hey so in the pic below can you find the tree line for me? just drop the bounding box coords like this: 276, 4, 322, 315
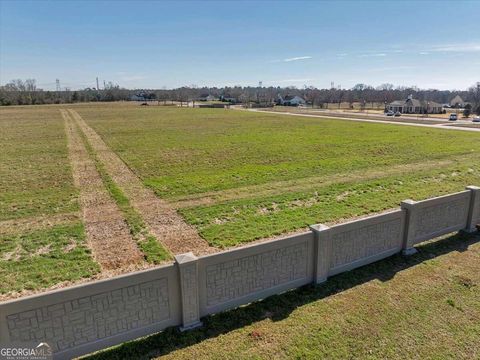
1, 79, 479, 114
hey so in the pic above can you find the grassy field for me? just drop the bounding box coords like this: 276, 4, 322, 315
0, 222, 99, 294
1, 103, 479, 357
0, 106, 79, 220
85, 232, 480, 360
0, 106, 100, 296
77, 105, 480, 247
1, 103, 479, 295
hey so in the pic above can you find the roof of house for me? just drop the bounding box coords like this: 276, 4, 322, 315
388, 98, 442, 107
450, 95, 464, 105
283, 95, 304, 101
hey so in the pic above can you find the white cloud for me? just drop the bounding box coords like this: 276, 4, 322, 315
430, 43, 480, 53
283, 56, 312, 62
358, 53, 387, 58
419, 52, 429, 55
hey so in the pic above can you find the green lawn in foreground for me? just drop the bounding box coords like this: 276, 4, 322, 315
78, 105, 480, 247
84, 233, 480, 360
0, 222, 100, 294
0, 106, 78, 221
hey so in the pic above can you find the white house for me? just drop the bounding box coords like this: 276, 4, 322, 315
277, 95, 306, 106
387, 95, 442, 114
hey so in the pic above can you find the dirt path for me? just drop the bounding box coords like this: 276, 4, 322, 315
61, 110, 145, 269
68, 109, 214, 255
169, 153, 480, 209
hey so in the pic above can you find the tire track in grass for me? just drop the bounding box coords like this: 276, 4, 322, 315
75, 120, 172, 264
62, 110, 145, 270
68, 109, 213, 255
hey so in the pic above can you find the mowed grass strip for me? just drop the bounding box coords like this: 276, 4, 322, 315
84, 233, 480, 360
77, 105, 480, 247
181, 163, 480, 247
77, 106, 479, 198
75, 122, 170, 264
0, 222, 100, 296
0, 106, 78, 221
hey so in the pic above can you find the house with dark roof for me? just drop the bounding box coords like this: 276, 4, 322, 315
387, 95, 442, 114
277, 95, 306, 106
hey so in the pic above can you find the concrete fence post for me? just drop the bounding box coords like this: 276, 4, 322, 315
401, 199, 418, 255
309, 224, 331, 284
174, 252, 202, 331
466, 185, 480, 233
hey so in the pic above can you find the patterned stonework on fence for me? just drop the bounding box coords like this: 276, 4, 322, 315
6, 279, 170, 352
412, 198, 469, 239
205, 242, 308, 307
331, 217, 403, 269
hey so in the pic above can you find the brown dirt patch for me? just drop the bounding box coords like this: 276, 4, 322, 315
68, 109, 214, 255
0, 212, 80, 236
62, 109, 145, 269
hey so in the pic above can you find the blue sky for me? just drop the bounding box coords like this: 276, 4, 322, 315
1, 0, 479, 90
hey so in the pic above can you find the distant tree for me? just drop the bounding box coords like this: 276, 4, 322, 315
463, 104, 472, 117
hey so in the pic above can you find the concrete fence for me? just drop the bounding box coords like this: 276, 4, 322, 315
1, 186, 479, 359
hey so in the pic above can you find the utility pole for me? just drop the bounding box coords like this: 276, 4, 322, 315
56, 79, 61, 92
96, 77, 99, 90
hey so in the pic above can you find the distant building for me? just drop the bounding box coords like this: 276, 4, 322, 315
130, 94, 146, 101
277, 95, 306, 106
387, 95, 442, 114
219, 95, 239, 103
198, 94, 217, 101
449, 95, 466, 108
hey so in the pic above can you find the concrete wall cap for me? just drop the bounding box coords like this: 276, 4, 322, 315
175, 252, 198, 264
309, 224, 330, 233
401, 199, 417, 208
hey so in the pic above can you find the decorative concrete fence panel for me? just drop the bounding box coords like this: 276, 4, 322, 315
0, 264, 181, 360
311, 209, 406, 282
197, 232, 315, 316
401, 190, 471, 253
1, 186, 479, 359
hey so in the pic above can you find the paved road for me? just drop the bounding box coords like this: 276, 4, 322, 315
244, 108, 480, 133
301, 109, 464, 123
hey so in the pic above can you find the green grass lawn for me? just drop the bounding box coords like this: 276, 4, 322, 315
78, 105, 480, 247
0, 106, 99, 296
84, 232, 480, 360
0, 222, 100, 295
0, 106, 79, 221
